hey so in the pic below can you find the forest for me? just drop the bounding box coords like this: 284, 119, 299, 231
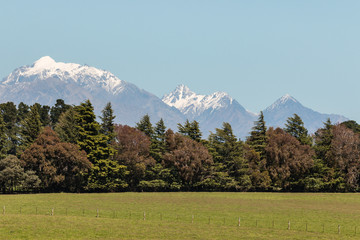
0, 99, 359, 193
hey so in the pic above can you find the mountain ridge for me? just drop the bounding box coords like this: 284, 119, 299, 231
0, 56, 349, 138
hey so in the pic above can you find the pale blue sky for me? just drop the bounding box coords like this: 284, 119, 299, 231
1, 1, 360, 122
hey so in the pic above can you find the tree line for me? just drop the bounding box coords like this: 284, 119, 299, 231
0, 99, 359, 193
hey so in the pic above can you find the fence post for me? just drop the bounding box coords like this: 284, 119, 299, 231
338, 225, 340, 234
143, 212, 146, 221
208, 217, 211, 225
51, 208, 54, 216
2, 206, 5, 215
192, 215, 194, 224
288, 221, 290, 230
238, 217, 241, 227
96, 209, 99, 218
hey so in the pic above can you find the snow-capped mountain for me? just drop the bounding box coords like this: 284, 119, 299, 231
0, 56, 185, 129
162, 85, 257, 138
0, 57, 349, 138
263, 94, 348, 133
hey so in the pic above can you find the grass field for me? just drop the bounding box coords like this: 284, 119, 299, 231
0, 192, 359, 239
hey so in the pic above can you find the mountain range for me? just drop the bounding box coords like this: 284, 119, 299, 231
0, 56, 348, 138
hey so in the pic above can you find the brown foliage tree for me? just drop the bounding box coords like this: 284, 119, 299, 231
328, 125, 360, 191
265, 127, 314, 191
21, 127, 91, 191
112, 125, 155, 188
163, 130, 213, 188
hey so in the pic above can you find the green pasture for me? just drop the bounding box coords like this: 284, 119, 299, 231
0, 192, 359, 239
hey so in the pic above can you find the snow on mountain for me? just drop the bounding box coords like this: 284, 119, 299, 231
3, 56, 125, 95
0, 57, 350, 138
263, 94, 348, 133
162, 85, 256, 138
0, 56, 185, 129
162, 84, 237, 118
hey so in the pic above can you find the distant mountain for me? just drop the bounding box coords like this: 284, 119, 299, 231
263, 94, 348, 133
0, 56, 185, 129
162, 85, 257, 138
0, 57, 348, 138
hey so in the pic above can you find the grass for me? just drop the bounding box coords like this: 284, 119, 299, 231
0, 192, 359, 239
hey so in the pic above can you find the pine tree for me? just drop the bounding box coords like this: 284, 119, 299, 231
136, 114, 154, 138
284, 114, 312, 145
178, 120, 202, 142
17, 102, 29, 123
19, 105, 42, 150
247, 111, 267, 158
151, 119, 167, 162
54, 107, 79, 144
100, 102, 116, 142
0, 102, 19, 155
314, 118, 333, 161
75, 100, 124, 191
208, 122, 251, 191
0, 114, 8, 159
50, 99, 71, 126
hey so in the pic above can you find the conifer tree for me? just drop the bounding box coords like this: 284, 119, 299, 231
285, 114, 312, 145
247, 111, 267, 158
0, 102, 18, 155
151, 118, 167, 162
100, 102, 116, 142
75, 100, 124, 191
314, 118, 333, 161
136, 114, 154, 138
17, 102, 29, 123
208, 122, 251, 190
54, 107, 79, 144
178, 120, 202, 142
19, 105, 42, 150
0, 114, 8, 159
50, 99, 71, 126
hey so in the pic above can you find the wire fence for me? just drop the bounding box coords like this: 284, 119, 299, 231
1, 205, 358, 237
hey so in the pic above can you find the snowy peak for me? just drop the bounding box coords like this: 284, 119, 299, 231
2, 56, 125, 95
265, 94, 300, 111
33, 56, 56, 68
162, 85, 235, 118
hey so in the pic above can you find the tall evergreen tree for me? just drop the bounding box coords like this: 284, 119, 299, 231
50, 99, 71, 126
314, 118, 333, 162
33, 103, 51, 127
0, 102, 19, 155
75, 100, 123, 191
17, 102, 29, 123
0, 114, 8, 159
19, 105, 42, 150
136, 114, 154, 138
151, 118, 167, 162
247, 111, 267, 158
54, 107, 79, 144
178, 120, 202, 142
100, 102, 116, 142
207, 122, 251, 191
284, 114, 312, 145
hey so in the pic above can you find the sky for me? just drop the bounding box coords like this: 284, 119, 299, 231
1, 1, 360, 122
